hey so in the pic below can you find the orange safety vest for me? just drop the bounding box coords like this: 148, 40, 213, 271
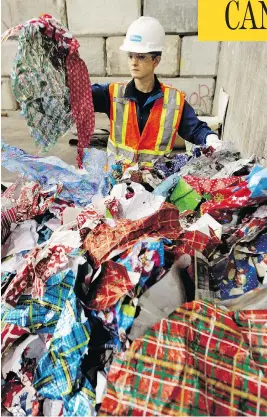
107, 82, 185, 165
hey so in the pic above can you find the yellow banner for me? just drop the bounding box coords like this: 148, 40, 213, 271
198, 0, 267, 41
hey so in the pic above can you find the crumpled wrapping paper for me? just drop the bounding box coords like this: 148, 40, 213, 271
86, 261, 134, 311
1, 143, 109, 206
2, 14, 95, 166
84, 202, 181, 268
33, 289, 93, 415
100, 300, 267, 416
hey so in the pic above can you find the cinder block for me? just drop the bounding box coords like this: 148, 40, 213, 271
106, 35, 181, 76
66, 0, 141, 36
180, 36, 220, 76
1, 77, 18, 110
1, 0, 67, 33
156, 35, 181, 76
91, 76, 215, 115
1, 40, 18, 77
106, 37, 128, 76
144, 0, 198, 33
77, 37, 105, 76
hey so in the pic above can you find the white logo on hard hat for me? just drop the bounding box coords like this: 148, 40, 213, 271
130, 35, 142, 42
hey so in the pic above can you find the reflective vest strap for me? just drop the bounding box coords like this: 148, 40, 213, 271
107, 137, 136, 162
154, 87, 170, 152
159, 88, 182, 151
109, 83, 128, 145
107, 138, 165, 165
109, 83, 119, 143
121, 100, 129, 146
167, 90, 185, 151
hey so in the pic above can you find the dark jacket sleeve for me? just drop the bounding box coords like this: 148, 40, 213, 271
178, 100, 215, 146
91, 83, 111, 116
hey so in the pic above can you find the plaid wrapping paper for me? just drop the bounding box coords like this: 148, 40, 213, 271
33, 289, 91, 415
2, 269, 75, 334
64, 378, 95, 416
100, 300, 267, 416
84, 203, 181, 268
173, 229, 221, 261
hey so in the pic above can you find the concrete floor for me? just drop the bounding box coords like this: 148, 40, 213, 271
1, 110, 110, 183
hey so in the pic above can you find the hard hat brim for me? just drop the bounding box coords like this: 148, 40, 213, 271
119, 43, 164, 53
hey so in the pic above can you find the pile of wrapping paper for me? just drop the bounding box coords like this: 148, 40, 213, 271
1, 13, 267, 417
1, 140, 267, 417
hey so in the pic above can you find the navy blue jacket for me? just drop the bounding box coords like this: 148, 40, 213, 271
92, 76, 214, 146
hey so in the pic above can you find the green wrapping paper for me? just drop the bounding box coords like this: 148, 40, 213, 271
170, 178, 202, 211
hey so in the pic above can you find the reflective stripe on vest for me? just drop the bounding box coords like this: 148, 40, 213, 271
107, 138, 136, 163
108, 82, 184, 164
110, 84, 128, 146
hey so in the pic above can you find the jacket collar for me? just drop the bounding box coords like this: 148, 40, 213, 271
124, 75, 163, 101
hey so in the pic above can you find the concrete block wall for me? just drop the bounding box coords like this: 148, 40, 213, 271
1, 0, 220, 116
1, 0, 67, 33
214, 42, 267, 160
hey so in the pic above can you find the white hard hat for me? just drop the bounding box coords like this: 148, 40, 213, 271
120, 16, 165, 53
